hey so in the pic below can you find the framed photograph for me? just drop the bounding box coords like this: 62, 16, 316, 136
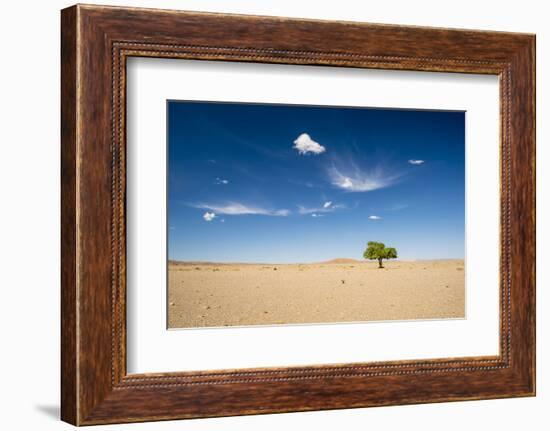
61, 4, 535, 425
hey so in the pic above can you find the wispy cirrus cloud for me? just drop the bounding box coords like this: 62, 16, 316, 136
388, 203, 408, 211
368, 215, 381, 220
328, 164, 401, 192
215, 177, 229, 185
408, 159, 425, 165
192, 202, 290, 217
287, 178, 320, 189
297, 201, 344, 215
293, 133, 326, 155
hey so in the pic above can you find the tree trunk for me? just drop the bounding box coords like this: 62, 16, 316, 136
378, 258, 384, 268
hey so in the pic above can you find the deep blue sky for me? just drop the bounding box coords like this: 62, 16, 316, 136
168, 101, 465, 263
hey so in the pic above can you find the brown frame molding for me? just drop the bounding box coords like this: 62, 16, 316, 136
61, 4, 535, 425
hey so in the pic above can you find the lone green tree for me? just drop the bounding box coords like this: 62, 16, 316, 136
363, 241, 398, 268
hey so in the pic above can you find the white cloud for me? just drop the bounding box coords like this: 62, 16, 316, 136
293, 133, 326, 155
408, 159, 425, 165
311, 213, 323, 218
274, 210, 291, 216
194, 202, 290, 217
298, 202, 344, 215
341, 177, 354, 189
203, 212, 216, 221
368, 215, 381, 220
328, 165, 401, 192
215, 177, 229, 185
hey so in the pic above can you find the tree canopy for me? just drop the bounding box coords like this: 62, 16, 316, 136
363, 241, 398, 268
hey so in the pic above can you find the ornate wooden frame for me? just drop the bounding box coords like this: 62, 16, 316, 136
61, 4, 535, 425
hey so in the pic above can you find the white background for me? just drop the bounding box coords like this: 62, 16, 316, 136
0, 0, 547, 430
127, 59, 500, 373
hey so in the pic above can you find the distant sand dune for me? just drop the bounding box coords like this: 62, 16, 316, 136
168, 259, 465, 329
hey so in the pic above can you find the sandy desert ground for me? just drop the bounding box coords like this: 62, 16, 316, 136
167, 259, 465, 328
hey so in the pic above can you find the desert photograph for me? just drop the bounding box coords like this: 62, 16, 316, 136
168, 258, 465, 328
167, 101, 465, 328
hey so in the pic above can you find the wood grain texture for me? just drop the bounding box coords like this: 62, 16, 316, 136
60, 5, 78, 425
60, 4, 535, 425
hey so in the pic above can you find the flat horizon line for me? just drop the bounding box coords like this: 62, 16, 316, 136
169, 257, 465, 265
